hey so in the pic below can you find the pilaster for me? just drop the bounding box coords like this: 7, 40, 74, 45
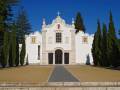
42, 30, 48, 64
70, 30, 76, 64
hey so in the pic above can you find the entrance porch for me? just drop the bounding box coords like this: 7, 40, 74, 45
48, 49, 69, 64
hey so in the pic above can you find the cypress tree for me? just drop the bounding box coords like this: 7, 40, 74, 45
92, 32, 98, 66
107, 11, 119, 67
8, 35, 12, 67
15, 38, 19, 66
118, 30, 120, 59
92, 20, 102, 66
74, 12, 85, 33
20, 38, 26, 66
0, 0, 7, 65
118, 33, 120, 66
26, 54, 29, 65
11, 24, 17, 66
8, 24, 17, 67
0, 31, 3, 59
0, 0, 18, 47
16, 8, 31, 43
1, 48, 5, 68
95, 20, 102, 66
0, 0, 18, 66
101, 24, 109, 66
112, 40, 120, 67
2, 31, 9, 67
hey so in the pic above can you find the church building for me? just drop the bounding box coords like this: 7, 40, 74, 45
25, 14, 94, 65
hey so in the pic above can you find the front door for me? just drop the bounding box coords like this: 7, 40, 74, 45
55, 49, 62, 64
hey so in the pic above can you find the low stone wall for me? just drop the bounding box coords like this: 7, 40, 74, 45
0, 82, 119, 90
0, 87, 120, 90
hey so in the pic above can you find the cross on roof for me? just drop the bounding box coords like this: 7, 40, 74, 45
57, 11, 60, 16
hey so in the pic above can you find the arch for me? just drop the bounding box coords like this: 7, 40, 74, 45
55, 49, 63, 64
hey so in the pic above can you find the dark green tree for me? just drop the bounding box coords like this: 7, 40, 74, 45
1, 48, 5, 68
11, 24, 17, 66
0, 0, 18, 33
74, 12, 85, 33
0, 0, 18, 65
96, 20, 102, 66
8, 24, 17, 67
107, 11, 119, 67
16, 8, 31, 43
15, 38, 19, 66
0, 0, 18, 31
92, 20, 102, 66
118, 30, 120, 56
101, 24, 109, 66
20, 38, 26, 66
26, 54, 29, 65
8, 36, 12, 67
1, 31, 9, 68
92, 32, 98, 66
0, 32, 3, 57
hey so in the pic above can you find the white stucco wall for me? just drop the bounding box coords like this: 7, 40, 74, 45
26, 31, 42, 64
75, 31, 94, 64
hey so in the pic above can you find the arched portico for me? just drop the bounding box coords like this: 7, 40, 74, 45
48, 48, 69, 65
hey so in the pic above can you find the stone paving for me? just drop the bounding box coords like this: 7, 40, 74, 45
48, 65, 79, 82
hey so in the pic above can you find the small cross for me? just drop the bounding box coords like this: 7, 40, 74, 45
57, 11, 60, 16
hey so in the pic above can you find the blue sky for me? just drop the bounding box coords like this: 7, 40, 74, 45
15, 0, 120, 34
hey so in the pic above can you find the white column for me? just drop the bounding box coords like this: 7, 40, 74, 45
53, 53, 55, 64
62, 52, 64, 64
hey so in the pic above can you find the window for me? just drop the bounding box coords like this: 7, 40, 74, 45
56, 33, 62, 43
38, 45, 40, 60
82, 36, 88, 43
31, 36, 36, 44
57, 24, 60, 29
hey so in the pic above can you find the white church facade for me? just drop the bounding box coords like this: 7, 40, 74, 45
25, 14, 94, 65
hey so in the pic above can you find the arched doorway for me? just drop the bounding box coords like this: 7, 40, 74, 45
55, 49, 62, 64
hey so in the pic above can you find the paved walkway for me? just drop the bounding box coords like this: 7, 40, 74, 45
48, 66, 79, 82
